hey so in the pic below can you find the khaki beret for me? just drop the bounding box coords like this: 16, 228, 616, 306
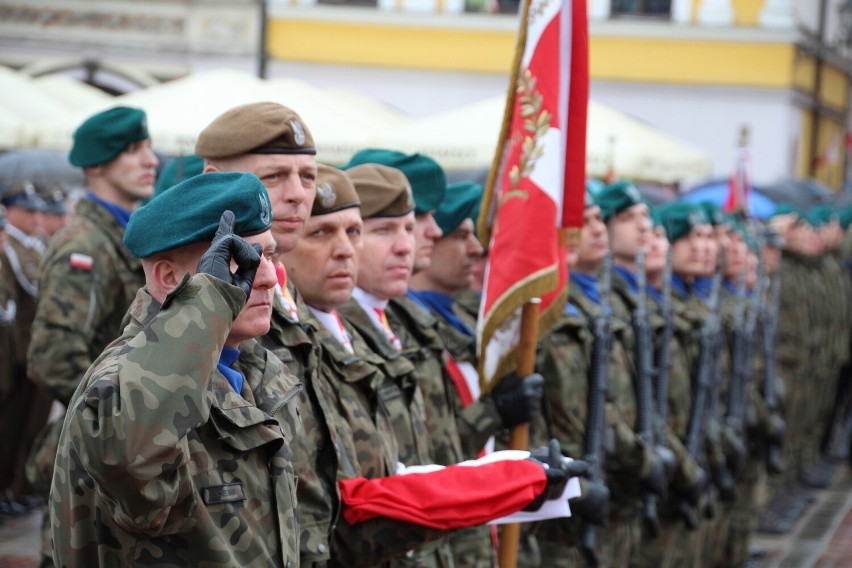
195, 102, 316, 160
313, 164, 360, 216
347, 164, 415, 219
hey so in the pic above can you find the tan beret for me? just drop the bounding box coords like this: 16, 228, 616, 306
195, 101, 316, 159
313, 164, 360, 216
346, 164, 415, 219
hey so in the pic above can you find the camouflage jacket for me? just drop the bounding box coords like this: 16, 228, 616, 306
387, 295, 501, 461
568, 279, 653, 515
29, 198, 144, 405
50, 274, 302, 567
1, 224, 42, 368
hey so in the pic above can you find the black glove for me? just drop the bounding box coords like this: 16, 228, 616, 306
642, 446, 672, 499
197, 211, 262, 302
491, 372, 544, 428
570, 479, 610, 526
525, 439, 570, 511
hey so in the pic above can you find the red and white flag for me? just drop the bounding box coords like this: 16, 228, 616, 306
476, 0, 588, 388
724, 129, 751, 214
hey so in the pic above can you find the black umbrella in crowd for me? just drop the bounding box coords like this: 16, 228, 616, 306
0, 149, 85, 198
760, 178, 834, 211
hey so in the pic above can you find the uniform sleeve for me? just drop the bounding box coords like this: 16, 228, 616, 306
63, 274, 244, 535
29, 244, 124, 404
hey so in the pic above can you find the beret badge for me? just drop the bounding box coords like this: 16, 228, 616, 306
259, 193, 271, 225
291, 120, 306, 146
318, 182, 337, 209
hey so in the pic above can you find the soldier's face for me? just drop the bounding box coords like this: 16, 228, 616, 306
646, 226, 669, 275
207, 153, 317, 255
608, 202, 651, 264
418, 218, 483, 294
714, 224, 733, 260
98, 139, 158, 207
670, 228, 706, 278
573, 205, 608, 273
724, 233, 748, 280
357, 213, 416, 300
697, 224, 717, 276
282, 208, 363, 312
226, 230, 278, 347
412, 212, 443, 273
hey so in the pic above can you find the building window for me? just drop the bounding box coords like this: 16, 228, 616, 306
611, 0, 671, 18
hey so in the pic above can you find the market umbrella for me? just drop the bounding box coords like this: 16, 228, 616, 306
0, 149, 85, 196
680, 179, 776, 220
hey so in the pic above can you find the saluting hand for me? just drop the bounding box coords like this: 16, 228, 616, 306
197, 210, 262, 302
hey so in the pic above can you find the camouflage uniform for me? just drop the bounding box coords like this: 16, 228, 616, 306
0, 223, 50, 498
566, 279, 652, 567
386, 295, 502, 567
50, 274, 302, 567
608, 271, 703, 568
26, 198, 145, 566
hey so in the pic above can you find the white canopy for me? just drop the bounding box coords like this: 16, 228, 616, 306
380, 96, 713, 184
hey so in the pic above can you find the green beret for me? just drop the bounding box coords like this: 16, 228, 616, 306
124, 172, 272, 258
342, 149, 445, 215
155, 154, 205, 196
596, 180, 644, 221
699, 201, 726, 226
2, 181, 47, 211
807, 204, 837, 227
313, 164, 360, 216
434, 181, 483, 235
839, 207, 852, 230
195, 102, 316, 160
346, 164, 415, 218
69, 107, 149, 168
770, 202, 800, 219
649, 204, 663, 228
584, 189, 596, 209
657, 201, 710, 243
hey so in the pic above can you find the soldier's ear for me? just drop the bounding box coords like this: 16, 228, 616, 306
149, 258, 186, 297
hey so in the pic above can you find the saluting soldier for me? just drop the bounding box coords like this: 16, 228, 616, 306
27, 107, 157, 567
51, 172, 303, 566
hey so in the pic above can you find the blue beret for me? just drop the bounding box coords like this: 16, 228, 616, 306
70, 107, 150, 168
155, 154, 205, 197
596, 180, 644, 221
125, 172, 272, 258
342, 149, 446, 215
434, 181, 483, 235
657, 201, 710, 243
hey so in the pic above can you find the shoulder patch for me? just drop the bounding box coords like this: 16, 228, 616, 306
69, 253, 94, 271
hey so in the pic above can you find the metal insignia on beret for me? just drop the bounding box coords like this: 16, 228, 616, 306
22, 181, 36, 196
290, 119, 306, 146
688, 211, 703, 227
259, 194, 271, 225
317, 181, 336, 208
404, 183, 415, 209
626, 184, 642, 202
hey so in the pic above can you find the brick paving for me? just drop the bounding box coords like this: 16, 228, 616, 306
2, 468, 851, 567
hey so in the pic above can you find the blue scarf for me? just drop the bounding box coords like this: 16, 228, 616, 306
693, 276, 712, 302
408, 290, 472, 336
646, 285, 663, 304
723, 279, 739, 295
671, 275, 690, 299
87, 192, 133, 229
572, 273, 601, 305
217, 346, 244, 394
563, 302, 580, 317
614, 265, 639, 295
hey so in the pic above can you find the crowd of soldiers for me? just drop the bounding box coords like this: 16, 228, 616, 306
0, 99, 849, 568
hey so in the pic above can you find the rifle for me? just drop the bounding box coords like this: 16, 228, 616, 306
726, 255, 766, 467
632, 249, 661, 538
762, 274, 784, 474
580, 252, 613, 567
678, 259, 724, 527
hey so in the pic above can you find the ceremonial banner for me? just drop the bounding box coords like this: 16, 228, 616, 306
724, 126, 751, 214
476, 0, 588, 389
